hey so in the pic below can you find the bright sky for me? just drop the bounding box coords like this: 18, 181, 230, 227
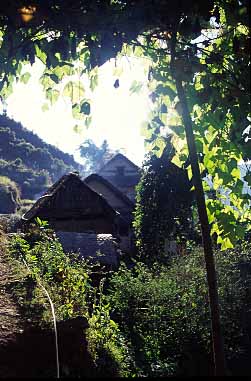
5, 57, 152, 166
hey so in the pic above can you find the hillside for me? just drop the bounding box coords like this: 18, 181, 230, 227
0, 114, 83, 205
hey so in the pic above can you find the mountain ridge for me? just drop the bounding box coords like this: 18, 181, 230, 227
0, 114, 83, 209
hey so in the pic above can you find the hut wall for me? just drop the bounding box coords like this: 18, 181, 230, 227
119, 236, 131, 253
42, 217, 115, 234
99, 156, 138, 178
99, 157, 139, 201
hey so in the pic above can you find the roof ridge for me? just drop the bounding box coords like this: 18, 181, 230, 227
84, 173, 135, 207
22, 172, 117, 222
98, 153, 139, 173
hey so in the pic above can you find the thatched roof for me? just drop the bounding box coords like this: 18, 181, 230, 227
84, 174, 135, 209
98, 153, 140, 173
22, 172, 117, 223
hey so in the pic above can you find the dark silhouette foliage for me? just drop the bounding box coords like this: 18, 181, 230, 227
133, 144, 194, 264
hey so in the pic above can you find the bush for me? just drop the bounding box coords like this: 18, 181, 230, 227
107, 245, 251, 376
8, 227, 133, 377
86, 279, 136, 377
9, 230, 92, 322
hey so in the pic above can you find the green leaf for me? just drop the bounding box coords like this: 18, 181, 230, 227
80, 101, 91, 115
20, 72, 31, 84
35, 44, 47, 65
129, 80, 143, 95
155, 84, 176, 100
169, 125, 184, 135
152, 137, 166, 157
231, 167, 241, 179
49, 74, 59, 84
72, 103, 84, 120
84, 116, 92, 129
220, 237, 234, 250
63, 81, 85, 103
140, 122, 154, 139
53, 65, 73, 80
73, 124, 83, 133
244, 173, 251, 186
40, 74, 56, 91
42, 103, 49, 112
90, 72, 98, 91
46, 88, 60, 105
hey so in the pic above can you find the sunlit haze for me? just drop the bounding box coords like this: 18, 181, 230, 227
5, 57, 152, 167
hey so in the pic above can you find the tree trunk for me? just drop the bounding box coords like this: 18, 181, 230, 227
175, 77, 226, 376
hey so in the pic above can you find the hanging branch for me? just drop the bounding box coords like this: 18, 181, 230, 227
170, 26, 226, 376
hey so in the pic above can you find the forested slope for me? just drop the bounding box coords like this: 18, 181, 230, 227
0, 114, 83, 201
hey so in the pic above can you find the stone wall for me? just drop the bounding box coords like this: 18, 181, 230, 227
56, 231, 121, 268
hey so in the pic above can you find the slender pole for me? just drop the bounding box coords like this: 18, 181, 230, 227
175, 77, 226, 376
169, 25, 226, 376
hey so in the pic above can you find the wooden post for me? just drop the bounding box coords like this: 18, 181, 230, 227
175, 77, 226, 376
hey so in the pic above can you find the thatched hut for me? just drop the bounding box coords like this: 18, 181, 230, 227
21, 172, 118, 235
84, 173, 135, 252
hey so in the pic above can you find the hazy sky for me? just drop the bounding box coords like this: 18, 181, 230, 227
5, 57, 151, 166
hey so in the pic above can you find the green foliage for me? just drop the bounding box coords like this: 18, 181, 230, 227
0, 1, 249, 247
0, 114, 82, 198
8, 227, 132, 376
86, 279, 135, 377
133, 145, 194, 264
140, 18, 251, 248
108, 245, 251, 376
0, 0, 222, 116
9, 230, 91, 321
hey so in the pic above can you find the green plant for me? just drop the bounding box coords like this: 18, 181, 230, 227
86, 279, 136, 377
9, 230, 92, 322
133, 145, 194, 264
8, 228, 133, 376
107, 245, 251, 376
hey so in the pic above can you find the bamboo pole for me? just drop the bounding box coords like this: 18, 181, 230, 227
170, 28, 226, 376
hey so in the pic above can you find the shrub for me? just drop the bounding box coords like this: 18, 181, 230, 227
9, 229, 94, 322
107, 245, 251, 376
8, 228, 133, 376
86, 279, 136, 377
